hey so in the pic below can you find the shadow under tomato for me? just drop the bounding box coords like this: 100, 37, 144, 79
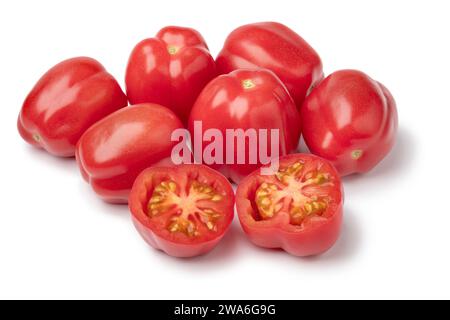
311, 208, 361, 262
21, 144, 77, 174
146, 220, 244, 269
236, 207, 361, 264
344, 127, 415, 182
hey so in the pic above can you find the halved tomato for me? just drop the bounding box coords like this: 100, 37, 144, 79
236, 154, 343, 257
129, 164, 235, 258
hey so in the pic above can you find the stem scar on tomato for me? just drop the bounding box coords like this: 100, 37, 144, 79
241, 79, 256, 89
167, 45, 179, 55
32, 133, 41, 143
254, 161, 335, 226
148, 179, 225, 237
351, 149, 363, 160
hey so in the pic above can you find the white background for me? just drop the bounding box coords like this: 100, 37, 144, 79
0, 0, 449, 300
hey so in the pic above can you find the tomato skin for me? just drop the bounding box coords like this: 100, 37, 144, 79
125, 26, 216, 124
301, 70, 398, 176
236, 154, 343, 257
216, 22, 323, 108
76, 104, 184, 203
18, 57, 128, 157
129, 165, 235, 258
188, 68, 301, 183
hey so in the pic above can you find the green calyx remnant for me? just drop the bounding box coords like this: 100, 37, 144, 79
351, 150, 363, 160
242, 79, 256, 89
167, 45, 179, 55
33, 133, 41, 143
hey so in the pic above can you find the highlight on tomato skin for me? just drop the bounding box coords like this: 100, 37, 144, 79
301, 69, 398, 176
236, 154, 344, 257
188, 68, 301, 184
75, 103, 184, 204
18, 57, 128, 157
129, 164, 235, 258
216, 21, 323, 109
125, 26, 216, 125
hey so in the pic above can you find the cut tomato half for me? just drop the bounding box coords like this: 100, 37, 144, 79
236, 154, 344, 257
129, 164, 235, 258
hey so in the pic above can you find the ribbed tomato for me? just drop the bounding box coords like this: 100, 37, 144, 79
76, 103, 184, 203
18, 57, 127, 157
125, 26, 216, 124
301, 70, 398, 176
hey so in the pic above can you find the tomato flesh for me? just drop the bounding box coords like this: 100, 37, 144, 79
148, 180, 224, 237
129, 165, 234, 258
236, 154, 343, 257
255, 161, 334, 226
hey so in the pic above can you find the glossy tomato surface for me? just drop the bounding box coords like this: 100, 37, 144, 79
18, 57, 128, 157
236, 154, 343, 257
301, 70, 398, 176
76, 103, 184, 203
125, 26, 216, 124
129, 164, 235, 258
216, 22, 323, 108
188, 69, 301, 183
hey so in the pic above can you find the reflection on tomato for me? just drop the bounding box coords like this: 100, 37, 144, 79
216, 22, 323, 108
126, 26, 216, 124
18, 57, 128, 157
76, 103, 184, 203
188, 68, 301, 183
301, 70, 398, 176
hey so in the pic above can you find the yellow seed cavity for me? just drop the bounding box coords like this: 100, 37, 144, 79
190, 181, 223, 203
168, 217, 198, 237
255, 161, 334, 225
148, 179, 224, 237
198, 208, 221, 232
276, 162, 304, 185
255, 182, 282, 219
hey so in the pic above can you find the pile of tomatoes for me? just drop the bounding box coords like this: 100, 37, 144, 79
18, 22, 398, 258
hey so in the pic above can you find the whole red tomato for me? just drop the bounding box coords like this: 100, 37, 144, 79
216, 22, 323, 108
188, 69, 301, 183
236, 154, 343, 257
125, 26, 216, 124
18, 57, 128, 157
129, 164, 235, 258
76, 103, 184, 203
301, 70, 398, 176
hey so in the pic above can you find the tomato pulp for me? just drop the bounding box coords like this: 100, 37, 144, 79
129, 164, 235, 258
236, 154, 343, 257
